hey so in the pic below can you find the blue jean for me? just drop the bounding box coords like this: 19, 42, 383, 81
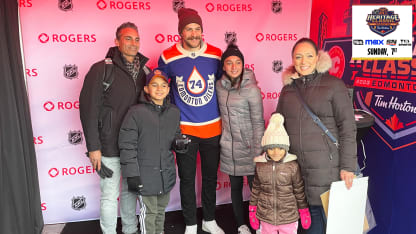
298, 205, 326, 234
100, 156, 138, 234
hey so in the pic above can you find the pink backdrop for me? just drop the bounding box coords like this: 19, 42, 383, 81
19, 0, 311, 223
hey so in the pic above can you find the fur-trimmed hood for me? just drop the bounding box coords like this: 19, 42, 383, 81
253, 152, 297, 163
281, 51, 332, 86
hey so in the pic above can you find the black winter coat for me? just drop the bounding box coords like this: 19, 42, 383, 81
119, 94, 181, 195
79, 47, 149, 157
276, 51, 357, 205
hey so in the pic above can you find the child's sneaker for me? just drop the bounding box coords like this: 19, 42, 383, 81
184, 224, 197, 234
202, 220, 225, 234
238, 224, 251, 234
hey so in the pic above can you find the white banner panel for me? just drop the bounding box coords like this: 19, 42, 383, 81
352, 5, 412, 60
19, 0, 312, 223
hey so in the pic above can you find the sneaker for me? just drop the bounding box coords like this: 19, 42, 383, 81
185, 224, 197, 234
238, 225, 251, 234
202, 220, 225, 234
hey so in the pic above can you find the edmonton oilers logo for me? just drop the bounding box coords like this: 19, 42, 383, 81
366, 7, 400, 37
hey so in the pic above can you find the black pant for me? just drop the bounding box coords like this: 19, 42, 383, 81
176, 135, 221, 225
229, 175, 254, 227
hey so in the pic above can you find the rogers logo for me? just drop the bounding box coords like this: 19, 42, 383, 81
96, 0, 151, 10
38, 33, 96, 43
43, 101, 79, 111
48, 165, 96, 178
33, 136, 44, 145
26, 68, 38, 77
155, 33, 181, 43
41, 202, 47, 211
38, 33, 49, 43
19, 0, 33, 7
256, 33, 297, 42
261, 91, 281, 100
205, 3, 252, 12
48, 168, 59, 178
244, 64, 255, 71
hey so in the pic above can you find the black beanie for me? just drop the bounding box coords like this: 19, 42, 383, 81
221, 43, 245, 69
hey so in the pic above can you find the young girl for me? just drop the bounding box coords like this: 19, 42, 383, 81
216, 43, 265, 234
249, 113, 311, 234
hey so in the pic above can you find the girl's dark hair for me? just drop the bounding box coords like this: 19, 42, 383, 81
291, 37, 318, 57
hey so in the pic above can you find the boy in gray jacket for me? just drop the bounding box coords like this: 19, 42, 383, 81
119, 69, 187, 234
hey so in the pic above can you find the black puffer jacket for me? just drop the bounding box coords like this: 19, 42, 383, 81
119, 93, 181, 195
79, 47, 149, 157
275, 51, 357, 205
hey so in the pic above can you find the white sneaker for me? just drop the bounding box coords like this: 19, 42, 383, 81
202, 220, 225, 234
238, 224, 251, 234
185, 224, 197, 234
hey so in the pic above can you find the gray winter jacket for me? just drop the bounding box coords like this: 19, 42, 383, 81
119, 93, 181, 196
216, 68, 265, 176
275, 51, 357, 205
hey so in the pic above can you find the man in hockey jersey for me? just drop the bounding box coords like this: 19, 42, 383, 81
158, 8, 224, 234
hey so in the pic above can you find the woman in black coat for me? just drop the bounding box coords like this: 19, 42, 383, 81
276, 38, 357, 234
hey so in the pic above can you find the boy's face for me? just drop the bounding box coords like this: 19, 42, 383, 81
144, 77, 169, 105
267, 147, 286, 162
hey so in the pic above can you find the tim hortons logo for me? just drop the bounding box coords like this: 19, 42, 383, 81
63, 64, 79, 79
272, 60, 283, 73
172, 0, 185, 12
72, 196, 86, 211
38, 33, 96, 43
96, 0, 151, 10
271, 0, 282, 14
58, 0, 73, 11
205, 2, 252, 12
68, 130, 83, 145
224, 31, 237, 45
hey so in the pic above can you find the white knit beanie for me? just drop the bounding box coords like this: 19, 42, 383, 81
261, 113, 290, 151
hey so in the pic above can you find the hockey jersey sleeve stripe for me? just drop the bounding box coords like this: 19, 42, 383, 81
180, 119, 221, 139
205, 43, 222, 58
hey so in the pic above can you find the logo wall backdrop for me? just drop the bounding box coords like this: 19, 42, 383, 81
19, 0, 312, 223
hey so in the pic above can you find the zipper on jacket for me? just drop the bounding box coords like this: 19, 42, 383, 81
272, 161, 277, 223
226, 90, 236, 176
158, 106, 164, 194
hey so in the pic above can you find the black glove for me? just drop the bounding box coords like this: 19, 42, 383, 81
97, 162, 113, 179
85, 152, 113, 179
127, 176, 143, 193
173, 135, 191, 153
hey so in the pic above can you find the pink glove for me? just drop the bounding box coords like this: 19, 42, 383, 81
249, 205, 260, 230
299, 208, 311, 229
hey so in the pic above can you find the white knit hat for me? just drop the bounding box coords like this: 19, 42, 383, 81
261, 113, 290, 151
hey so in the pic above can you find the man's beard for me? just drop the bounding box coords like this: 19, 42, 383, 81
183, 36, 201, 49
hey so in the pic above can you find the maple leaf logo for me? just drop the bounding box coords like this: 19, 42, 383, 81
385, 114, 404, 131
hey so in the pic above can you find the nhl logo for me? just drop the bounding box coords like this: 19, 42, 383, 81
64, 64, 79, 79
172, 0, 185, 13
71, 196, 86, 211
271, 0, 282, 14
68, 130, 83, 145
58, 0, 73, 11
272, 60, 283, 73
224, 32, 237, 45
366, 7, 400, 37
